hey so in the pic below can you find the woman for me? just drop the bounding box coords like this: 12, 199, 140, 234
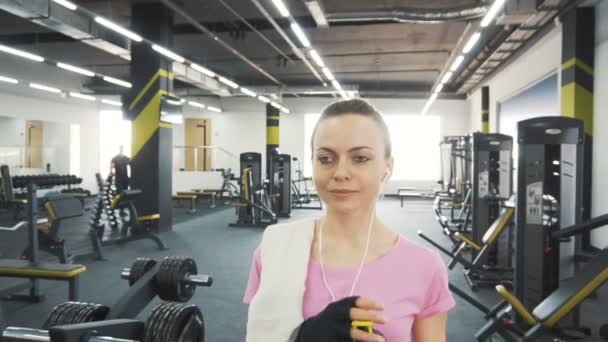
244, 99, 454, 341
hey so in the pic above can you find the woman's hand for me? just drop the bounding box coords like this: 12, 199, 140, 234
295, 296, 386, 342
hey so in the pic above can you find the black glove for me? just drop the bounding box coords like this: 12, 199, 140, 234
295, 296, 358, 342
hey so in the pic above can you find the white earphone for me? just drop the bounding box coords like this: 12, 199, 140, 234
382, 168, 391, 183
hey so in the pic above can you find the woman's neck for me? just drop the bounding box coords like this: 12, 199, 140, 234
321, 206, 378, 248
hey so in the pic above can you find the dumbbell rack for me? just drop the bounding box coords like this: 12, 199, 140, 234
2, 256, 213, 342
90, 174, 119, 232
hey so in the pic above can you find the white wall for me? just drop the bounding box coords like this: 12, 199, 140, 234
172, 97, 470, 194
591, 0, 608, 248
0, 90, 100, 191
43, 121, 71, 175
0, 117, 25, 146
468, 25, 562, 132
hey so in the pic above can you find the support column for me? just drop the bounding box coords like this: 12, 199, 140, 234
266, 103, 280, 180
125, 3, 174, 232
481, 86, 490, 134
561, 7, 595, 250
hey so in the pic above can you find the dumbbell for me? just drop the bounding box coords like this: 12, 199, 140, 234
2, 303, 204, 342
121, 257, 213, 302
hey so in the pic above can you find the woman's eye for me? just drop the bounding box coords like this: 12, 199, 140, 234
318, 155, 334, 164
354, 155, 370, 163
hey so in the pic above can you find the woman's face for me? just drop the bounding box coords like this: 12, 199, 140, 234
312, 114, 393, 213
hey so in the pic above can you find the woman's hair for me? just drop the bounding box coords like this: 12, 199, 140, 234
311, 98, 392, 158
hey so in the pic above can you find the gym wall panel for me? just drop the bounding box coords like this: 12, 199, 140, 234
0, 91, 100, 191
591, 0, 608, 248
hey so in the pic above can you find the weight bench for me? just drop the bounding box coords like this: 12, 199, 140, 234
397, 187, 421, 208
177, 189, 222, 208
456, 248, 608, 341
37, 195, 84, 263
172, 194, 197, 214
0, 259, 86, 302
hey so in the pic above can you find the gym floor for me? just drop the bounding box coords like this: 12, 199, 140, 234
1, 197, 606, 341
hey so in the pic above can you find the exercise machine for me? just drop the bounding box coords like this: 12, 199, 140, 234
290, 157, 322, 210
268, 152, 291, 218
230, 152, 277, 227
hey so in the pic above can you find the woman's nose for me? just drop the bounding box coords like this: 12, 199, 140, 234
332, 158, 351, 181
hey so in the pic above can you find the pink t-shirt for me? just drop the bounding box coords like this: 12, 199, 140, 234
243, 236, 455, 341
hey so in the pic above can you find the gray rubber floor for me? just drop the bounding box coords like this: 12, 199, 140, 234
1, 197, 606, 341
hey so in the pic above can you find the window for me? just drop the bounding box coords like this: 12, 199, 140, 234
303, 113, 440, 181
99, 110, 131, 178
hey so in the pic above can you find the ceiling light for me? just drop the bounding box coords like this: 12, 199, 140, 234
258, 96, 271, 103
208, 106, 222, 113
0, 75, 18, 84
281, 106, 290, 114
272, 0, 291, 17
95, 16, 143, 42
188, 101, 206, 109
101, 99, 122, 107
99, 110, 123, 116
290, 23, 311, 47
480, 0, 507, 27
0, 44, 44, 62
270, 101, 282, 109
463, 32, 481, 53
52, 0, 77, 10
441, 71, 453, 84
339, 90, 349, 99
322, 67, 335, 81
308, 49, 325, 67
429, 93, 438, 102
103, 76, 132, 88
191, 63, 216, 78
69, 92, 96, 101
29, 83, 61, 93
323, 82, 328, 87
331, 79, 342, 91
241, 87, 257, 97
57, 62, 95, 77
152, 44, 185, 63
166, 98, 185, 106
305, 0, 329, 28
218, 76, 239, 89
450, 55, 465, 72
434, 83, 444, 93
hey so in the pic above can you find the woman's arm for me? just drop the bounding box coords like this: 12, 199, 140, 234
412, 311, 448, 342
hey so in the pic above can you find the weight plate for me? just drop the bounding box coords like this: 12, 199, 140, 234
143, 302, 165, 342
54, 302, 80, 326
157, 303, 183, 342
64, 302, 87, 324
169, 304, 204, 342
45, 302, 71, 328
176, 258, 197, 302
145, 303, 178, 342
128, 257, 157, 286
156, 257, 177, 301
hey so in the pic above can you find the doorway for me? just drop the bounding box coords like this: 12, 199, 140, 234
184, 118, 212, 171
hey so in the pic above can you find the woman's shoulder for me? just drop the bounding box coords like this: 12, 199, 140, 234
392, 235, 445, 269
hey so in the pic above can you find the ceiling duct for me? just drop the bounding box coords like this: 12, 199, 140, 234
0, 0, 131, 60
326, 5, 488, 24
497, 0, 539, 25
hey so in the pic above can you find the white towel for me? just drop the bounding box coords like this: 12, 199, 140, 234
246, 218, 316, 342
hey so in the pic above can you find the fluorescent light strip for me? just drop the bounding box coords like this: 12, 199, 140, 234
188, 101, 206, 109
218, 76, 239, 89
0, 44, 44, 62
270, 93, 279, 100
450, 55, 465, 72
270, 101, 282, 109
69, 92, 96, 101
339, 90, 349, 99
272, 0, 291, 17
191, 63, 216, 78
480, 0, 507, 27
463, 32, 481, 53
290, 23, 311, 48
331, 79, 342, 91
240, 87, 257, 97
101, 99, 122, 107
258, 96, 271, 103
95, 17, 143, 42
207, 106, 222, 113
434, 83, 444, 93
52, 0, 77, 10
308, 49, 325, 68
29, 83, 61, 93
429, 93, 438, 102
57, 62, 95, 77
281, 107, 290, 114
103, 76, 132, 88
322, 67, 335, 81
0, 75, 18, 84
152, 44, 185, 63
441, 71, 453, 84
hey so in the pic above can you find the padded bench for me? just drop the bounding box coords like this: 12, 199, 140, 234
0, 259, 86, 301
177, 189, 222, 208
397, 187, 421, 208
172, 194, 197, 214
